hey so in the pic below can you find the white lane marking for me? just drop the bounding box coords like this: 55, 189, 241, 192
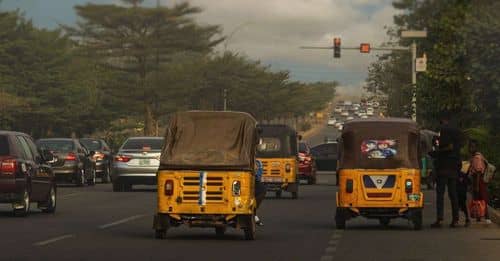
321, 231, 344, 260
331, 233, 342, 239
59, 192, 81, 199
99, 214, 147, 229
34, 234, 75, 246
328, 239, 338, 245
325, 247, 337, 254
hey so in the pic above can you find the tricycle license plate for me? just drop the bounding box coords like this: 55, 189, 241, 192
407, 194, 421, 201
262, 176, 281, 183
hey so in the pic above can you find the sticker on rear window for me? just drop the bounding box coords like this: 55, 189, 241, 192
361, 140, 397, 159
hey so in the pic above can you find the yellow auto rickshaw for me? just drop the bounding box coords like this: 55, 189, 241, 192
256, 124, 299, 199
335, 118, 424, 230
153, 111, 259, 240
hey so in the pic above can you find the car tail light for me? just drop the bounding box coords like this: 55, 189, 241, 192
115, 155, 132, 163
65, 152, 77, 161
232, 180, 241, 196
164, 180, 174, 196
285, 163, 291, 172
405, 179, 413, 193
346, 179, 354, 193
0, 158, 16, 175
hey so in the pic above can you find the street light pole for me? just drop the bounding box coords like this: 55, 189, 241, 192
411, 41, 417, 121
401, 30, 427, 122
223, 88, 228, 111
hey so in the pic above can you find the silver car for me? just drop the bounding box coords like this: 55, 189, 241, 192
112, 137, 164, 192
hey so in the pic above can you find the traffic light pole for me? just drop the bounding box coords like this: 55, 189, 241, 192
301, 44, 418, 120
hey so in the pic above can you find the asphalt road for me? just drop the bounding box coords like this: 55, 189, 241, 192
1, 124, 499, 261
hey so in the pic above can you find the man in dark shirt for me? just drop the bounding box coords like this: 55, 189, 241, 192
430, 114, 462, 228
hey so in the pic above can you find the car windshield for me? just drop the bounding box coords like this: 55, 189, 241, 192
80, 139, 102, 151
122, 138, 164, 151
0, 135, 9, 156
37, 140, 74, 153
257, 137, 281, 153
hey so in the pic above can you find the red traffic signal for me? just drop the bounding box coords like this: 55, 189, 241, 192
333, 37, 341, 58
360, 43, 370, 53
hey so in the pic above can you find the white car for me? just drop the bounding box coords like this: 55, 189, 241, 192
334, 122, 343, 128
366, 108, 374, 116
373, 101, 380, 108
334, 107, 342, 113
327, 118, 336, 126
341, 111, 349, 117
337, 124, 343, 131
361, 115, 368, 119
346, 116, 354, 121
344, 101, 353, 106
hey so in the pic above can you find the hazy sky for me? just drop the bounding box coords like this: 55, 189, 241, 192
1, 0, 398, 90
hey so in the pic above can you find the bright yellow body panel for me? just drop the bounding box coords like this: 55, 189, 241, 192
257, 157, 297, 185
157, 170, 255, 218
336, 169, 424, 209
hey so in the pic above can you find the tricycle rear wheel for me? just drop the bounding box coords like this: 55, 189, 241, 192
335, 208, 346, 229
243, 215, 256, 240
215, 226, 226, 237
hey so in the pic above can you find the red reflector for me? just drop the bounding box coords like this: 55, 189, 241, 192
165, 180, 174, 196
65, 153, 77, 161
115, 155, 131, 163
0, 159, 16, 175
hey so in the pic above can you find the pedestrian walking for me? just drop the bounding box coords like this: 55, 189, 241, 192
430, 114, 462, 228
255, 159, 267, 226
467, 140, 492, 224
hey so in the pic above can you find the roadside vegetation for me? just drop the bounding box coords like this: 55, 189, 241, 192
0, 0, 336, 139
365, 0, 500, 207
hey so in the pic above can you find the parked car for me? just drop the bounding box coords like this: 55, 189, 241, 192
327, 118, 337, 126
346, 116, 354, 121
79, 138, 112, 183
298, 142, 317, 185
311, 142, 338, 172
0, 131, 57, 216
36, 138, 96, 186
334, 107, 342, 113
367, 108, 374, 116
341, 111, 349, 117
112, 137, 164, 192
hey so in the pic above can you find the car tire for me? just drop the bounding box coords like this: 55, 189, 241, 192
40, 185, 57, 214
215, 226, 226, 237
75, 168, 85, 187
102, 164, 111, 184
411, 209, 423, 231
335, 208, 346, 229
243, 214, 256, 240
13, 188, 30, 217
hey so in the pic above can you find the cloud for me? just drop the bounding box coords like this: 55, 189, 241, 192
161, 0, 397, 85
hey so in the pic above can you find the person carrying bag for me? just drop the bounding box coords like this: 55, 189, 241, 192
467, 140, 492, 224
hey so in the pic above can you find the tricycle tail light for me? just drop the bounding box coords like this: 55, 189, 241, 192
164, 180, 174, 196
232, 180, 241, 196
405, 179, 413, 193
285, 163, 291, 172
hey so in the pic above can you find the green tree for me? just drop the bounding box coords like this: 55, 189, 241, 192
65, 0, 223, 135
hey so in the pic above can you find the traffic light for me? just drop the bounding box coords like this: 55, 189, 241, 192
360, 43, 371, 53
333, 37, 341, 58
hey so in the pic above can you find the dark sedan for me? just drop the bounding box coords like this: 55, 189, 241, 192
80, 138, 112, 183
0, 131, 57, 216
36, 138, 96, 186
